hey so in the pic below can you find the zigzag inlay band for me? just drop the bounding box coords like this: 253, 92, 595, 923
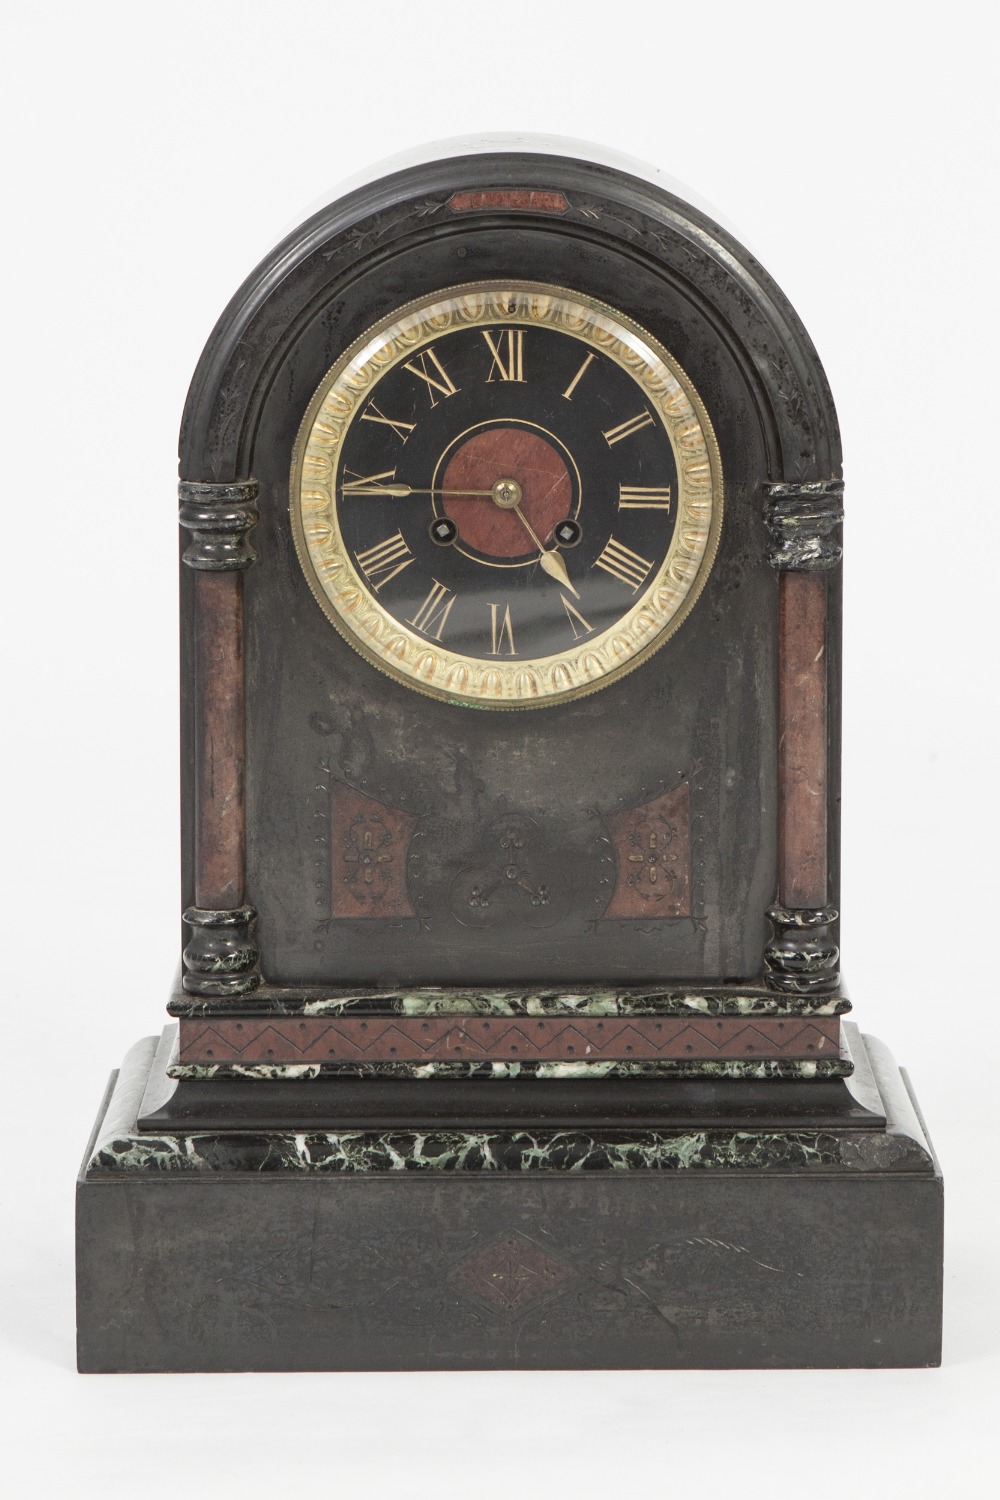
178, 1014, 841, 1064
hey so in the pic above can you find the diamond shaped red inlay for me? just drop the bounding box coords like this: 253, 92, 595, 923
449, 1233, 577, 1313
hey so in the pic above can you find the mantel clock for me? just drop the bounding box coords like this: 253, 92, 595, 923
76, 147, 943, 1372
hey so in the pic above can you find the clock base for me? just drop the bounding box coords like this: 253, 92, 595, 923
76, 1027, 942, 1371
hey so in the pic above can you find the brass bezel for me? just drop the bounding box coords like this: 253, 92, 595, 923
290, 281, 723, 709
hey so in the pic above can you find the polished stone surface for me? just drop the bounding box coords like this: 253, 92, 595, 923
135, 1023, 884, 1132
88, 1123, 924, 1174
169, 982, 852, 1020
77, 1027, 942, 1370
88, 1027, 929, 1179
168, 1057, 851, 1082
176, 1011, 845, 1066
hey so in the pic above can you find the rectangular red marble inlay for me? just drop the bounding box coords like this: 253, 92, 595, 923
448, 190, 569, 215
604, 782, 691, 918
330, 786, 416, 919
179, 1015, 841, 1064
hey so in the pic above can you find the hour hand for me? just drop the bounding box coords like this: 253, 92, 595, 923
536, 545, 579, 599
509, 504, 580, 599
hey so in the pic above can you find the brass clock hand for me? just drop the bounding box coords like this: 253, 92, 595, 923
508, 503, 581, 600
344, 475, 581, 597
341, 483, 496, 498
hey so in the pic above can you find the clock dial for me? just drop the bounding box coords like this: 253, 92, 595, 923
291, 283, 722, 707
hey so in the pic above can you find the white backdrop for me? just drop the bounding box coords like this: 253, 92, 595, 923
2, 2, 997, 1495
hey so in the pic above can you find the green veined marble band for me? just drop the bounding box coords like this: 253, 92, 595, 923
168, 985, 852, 1019
169, 1058, 850, 1082
290, 282, 723, 708
88, 1124, 923, 1175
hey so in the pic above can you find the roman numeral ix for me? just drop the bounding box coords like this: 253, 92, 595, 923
342, 467, 397, 493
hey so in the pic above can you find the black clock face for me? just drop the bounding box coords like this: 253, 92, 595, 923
292, 284, 721, 707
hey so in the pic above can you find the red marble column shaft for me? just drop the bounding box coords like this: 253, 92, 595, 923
778, 572, 828, 909
194, 570, 246, 910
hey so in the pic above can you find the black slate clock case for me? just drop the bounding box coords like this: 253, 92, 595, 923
76, 151, 942, 1375
180, 152, 838, 991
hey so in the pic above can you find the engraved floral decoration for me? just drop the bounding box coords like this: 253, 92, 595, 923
625, 809, 682, 900
604, 781, 691, 919
341, 812, 395, 907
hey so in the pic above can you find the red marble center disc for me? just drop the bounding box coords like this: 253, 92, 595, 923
440, 426, 572, 558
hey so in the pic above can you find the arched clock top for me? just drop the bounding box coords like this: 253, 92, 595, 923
178, 153, 841, 487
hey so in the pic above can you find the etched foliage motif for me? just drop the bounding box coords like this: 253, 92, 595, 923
331, 786, 416, 919
604, 782, 691, 918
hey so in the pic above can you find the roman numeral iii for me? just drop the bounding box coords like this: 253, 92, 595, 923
354, 531, 414, 591
618, 485, 672, 510
402, 347, 460, 405
603, 411, 654, 446
407, 580, 457, 639
483, 330, 525, 383
594, 536, 655, 592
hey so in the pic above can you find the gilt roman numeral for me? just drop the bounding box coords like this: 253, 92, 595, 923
403, 347, 459, 405
342, 467, 396, 492
407, 579, 457, 639
354, 531, 414, 591
594, 536, 654, 592
360, 403, 415, 442
482, 329, 525, 383
562, 352, 596, 401
618, 485, 672, 510
561, 595, 594, 640
603, 410, 654, 446
489, 603, 517, 655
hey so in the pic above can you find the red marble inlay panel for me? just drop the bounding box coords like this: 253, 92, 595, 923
330, 786, 417, 919
604, 782, 691, 918
448, 190, 569, 215
450, 1234, 576, 1313
441, 427, 571, 558
179, 1015, 842, 1064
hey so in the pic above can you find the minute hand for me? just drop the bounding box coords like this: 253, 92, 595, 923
340, 483, 495, 498
511, 505, 580, 600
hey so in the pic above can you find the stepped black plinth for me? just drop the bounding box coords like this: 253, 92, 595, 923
77, 1024, 942, 1372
